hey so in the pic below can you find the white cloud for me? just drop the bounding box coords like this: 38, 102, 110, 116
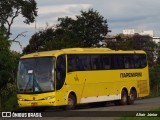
12, 4, 92, 28
38, 4, 92, 15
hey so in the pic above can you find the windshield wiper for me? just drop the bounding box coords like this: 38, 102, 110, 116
34, 78, 42, 92
23, 74, 33, 92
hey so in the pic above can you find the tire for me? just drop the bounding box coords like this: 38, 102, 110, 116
65, 94, 76, 110
127, 89, 137, 105
114, 90, 128, 105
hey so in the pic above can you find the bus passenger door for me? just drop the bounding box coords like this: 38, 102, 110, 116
55, 55, 68, 106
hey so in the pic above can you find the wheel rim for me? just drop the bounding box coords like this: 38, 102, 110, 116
130, 93, 135, 101
122, 95, 127, 103
121, 90, 127, 104
68, 98, 73, 106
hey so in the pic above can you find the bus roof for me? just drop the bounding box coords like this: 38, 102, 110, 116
21, 48, 146, 59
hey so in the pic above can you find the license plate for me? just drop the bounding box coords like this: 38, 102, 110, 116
31, 102, 38, 106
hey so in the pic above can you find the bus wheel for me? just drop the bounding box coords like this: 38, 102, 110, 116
120, 90, 128, 105
115, 90, 127, 105
65, 94, 76, 110
127, 89, 137, 105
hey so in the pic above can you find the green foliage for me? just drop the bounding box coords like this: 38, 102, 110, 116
23, 27, 56, 53
107, 35, 134, 50
58, 8, 109, 47
0, 30, 10, 88
149, 64, 160, 95
0, 0, 38, 24
2, 93, 18, 112
0, 0, 37, 112
1, 83, 16, 96
23, 8, 109, 54
0, 0, 37, 94
0, 29, 20, 111
132, 34, 157, 67
156, 45, 160, 65
0, 50, 20, 90
0, 0, 38, 36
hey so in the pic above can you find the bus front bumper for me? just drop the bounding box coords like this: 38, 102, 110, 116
18, 99, 56, 108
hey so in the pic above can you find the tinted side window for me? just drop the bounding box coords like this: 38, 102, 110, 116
78, 55, 91, 70
68, 54, 91, 72
114, 55, 124, 69
124, 55, 134, 69
102, 55, 111, 70
56, 55, 66, 90
91, 55, 102, 70
134, 54, 147, 68
140, 54, 147, 68
67, 54, 146, 71
68, 55, 78, 72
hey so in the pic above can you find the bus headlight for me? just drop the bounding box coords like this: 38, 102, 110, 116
18, 98, 26, 101
43, 96, 54, 100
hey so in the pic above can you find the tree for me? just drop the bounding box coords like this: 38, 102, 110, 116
106, 34, 133, 50
0, 0, 37, 42
23, 8, 110, 54
0, 29, 10, 111
0, 28, 20, 111
23, 27, 56, 53
0, 30, 10, 88
156, 43, 160, 65
58, 8, 109, 47
56, 17, 80, 48
0, 0, 37, 111
132, 34, 157, 67
23, 26, 78, 54
157, 51, 160, 64
149, 64, 160, 95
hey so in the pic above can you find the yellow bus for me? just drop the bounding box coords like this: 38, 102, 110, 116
17, 48, 149, 110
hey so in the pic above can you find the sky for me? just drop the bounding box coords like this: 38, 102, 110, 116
10, 0, 160, 52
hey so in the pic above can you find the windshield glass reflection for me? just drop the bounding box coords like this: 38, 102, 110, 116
17, 57, 55, 93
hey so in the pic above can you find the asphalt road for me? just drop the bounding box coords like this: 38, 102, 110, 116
1, 97, 160, 120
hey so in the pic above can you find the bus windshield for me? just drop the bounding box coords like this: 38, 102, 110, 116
17, 57, 55, 93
